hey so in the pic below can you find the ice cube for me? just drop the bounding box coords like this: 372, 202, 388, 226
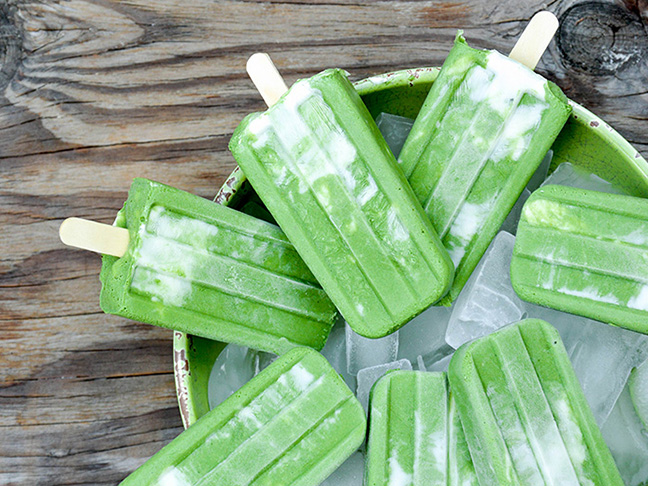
567, 322, 648, 426
500, 188, 531, 235
526, 149, 553, 192
416, 355, 427, 372
425, 352, 454, 372
527, 304, 648, 426
346, 323, 398, 375
356, 359, 413, 413
319, 451, 364, 486
445, 232, 525, 349
541, 162, 627, 195
208, 344, 275, 409
375, 112, 414, 158
601, 384, 648, 486
397, 303, 453, 366
321, 317, 356, 390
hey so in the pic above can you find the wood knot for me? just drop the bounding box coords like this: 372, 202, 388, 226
556, 1, 648, 75
0, 4, 21, 91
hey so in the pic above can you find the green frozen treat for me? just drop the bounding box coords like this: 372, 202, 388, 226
447, 389, 478, 485
229, 69, 454, 338
398, 33, 572, 304
511, 185, 648, 334
365, 370, 477, 485
629, 359, 648, 429
448, 319, 623, 485
121, 347, 366, 486
100, 178, 336, 355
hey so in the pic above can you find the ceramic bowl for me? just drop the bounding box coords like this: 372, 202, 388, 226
173, 67, 648, 428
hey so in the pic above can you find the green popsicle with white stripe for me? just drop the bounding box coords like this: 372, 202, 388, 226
448, 390, 478, 485
230, 65, 453, 338
365, 370, 477, 485
120, 347, 366, 485
100, 178, 337, 354
448, 319, 623, 485
630, 359, 648, 429
511, 185, 648, 334
397, 29, 571, 305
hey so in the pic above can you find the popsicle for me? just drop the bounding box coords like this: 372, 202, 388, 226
229, 55, 454, 338
630, 358, 648, 428
61, 178, 337, 355
448, 319, 623, 485
121, 347, 367, 485
365, 370, 477, 485
511, 185, 648, 334
397, 13, 572, 304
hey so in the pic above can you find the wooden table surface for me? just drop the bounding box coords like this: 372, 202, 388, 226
1, 0, 647, 483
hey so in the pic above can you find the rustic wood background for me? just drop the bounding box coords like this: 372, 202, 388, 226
1, 0, 646, 483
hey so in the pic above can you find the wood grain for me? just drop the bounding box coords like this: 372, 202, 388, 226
1, 0, 647, 484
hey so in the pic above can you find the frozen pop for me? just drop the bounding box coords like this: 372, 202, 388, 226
511, 185, 648, 334
229, 56, 454, 338
121, 347, 367, 485
448, 319, 623, 485
365, 370, 477, 485
398, 14, 571, 304
61, 178, 337, 355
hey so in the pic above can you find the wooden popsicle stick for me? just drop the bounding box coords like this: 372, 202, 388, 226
59, 217, 129, 257
246, 53, 289, 108
509, 11, 559, 70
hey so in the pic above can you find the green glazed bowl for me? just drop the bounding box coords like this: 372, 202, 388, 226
173, 67, 648, 428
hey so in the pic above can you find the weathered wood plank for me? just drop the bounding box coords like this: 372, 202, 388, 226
1, 0, 647, 484
0, 408, 182, 485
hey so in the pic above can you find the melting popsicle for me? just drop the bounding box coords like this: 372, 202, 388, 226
60, 178, 337, 354
398, 12, 572, 304
365, 370, 477, 485
448, 319, 623, 485
229, 55, 454, 338
121, 347, 366, 485
511, 184, 648, 334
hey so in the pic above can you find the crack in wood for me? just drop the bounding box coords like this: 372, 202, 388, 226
0, 2, 22, 91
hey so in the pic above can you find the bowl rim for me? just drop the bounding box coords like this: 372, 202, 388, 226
173, 66, 648, 428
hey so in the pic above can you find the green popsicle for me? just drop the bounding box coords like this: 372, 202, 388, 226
100, 178, 336, 354
511, 185, 648, 334
365, 370, 477, 485
398, 33, 572, 304
629, 359, 648, 429
121, 347, 366, 485
229, 68, 453, 338
448, 319, 623, 485
448, 389, 478, 485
